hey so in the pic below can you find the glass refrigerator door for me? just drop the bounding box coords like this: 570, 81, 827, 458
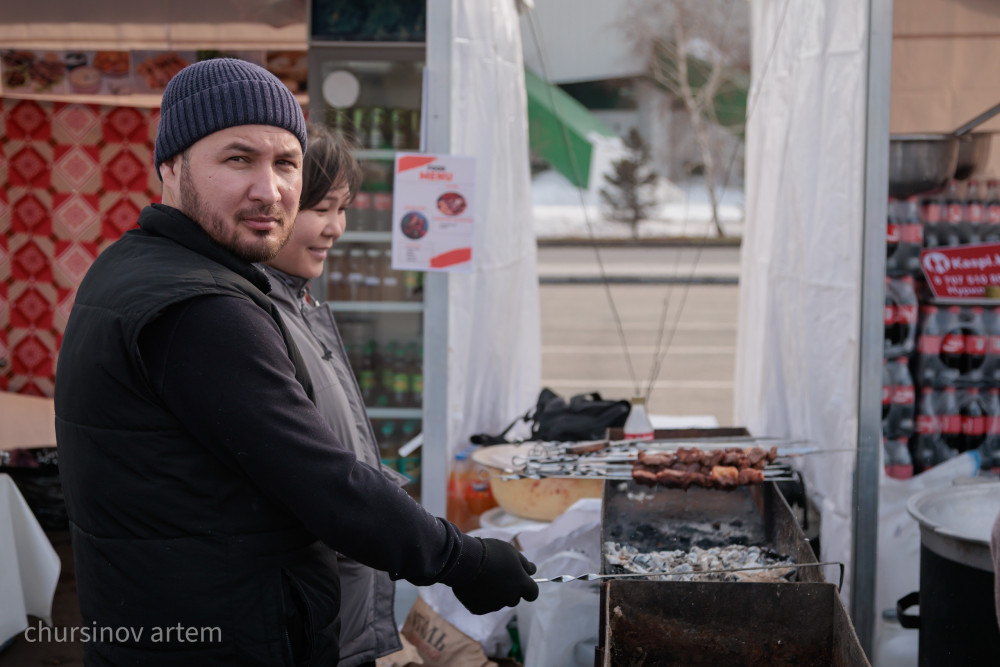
308, 46, 426, 501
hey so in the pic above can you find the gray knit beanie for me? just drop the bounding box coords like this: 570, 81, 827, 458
153, 58, 307, 179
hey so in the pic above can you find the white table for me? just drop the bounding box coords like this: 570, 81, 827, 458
0, 472, 60, 648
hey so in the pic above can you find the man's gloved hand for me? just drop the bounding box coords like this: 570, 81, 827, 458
452, 537, 539, 615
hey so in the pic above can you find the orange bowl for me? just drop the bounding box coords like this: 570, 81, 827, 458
471, 444, 603, 522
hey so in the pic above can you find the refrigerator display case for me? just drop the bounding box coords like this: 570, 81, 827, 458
308, 4, 428, 501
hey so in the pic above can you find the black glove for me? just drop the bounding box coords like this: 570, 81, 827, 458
452, 537, 539, 615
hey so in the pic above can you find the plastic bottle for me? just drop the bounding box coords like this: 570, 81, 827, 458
347, 247, 366, 301
359, 340, 379, 405
980, 387, 1000, 473
365, 248, 383, 301
378, 420, 400, 472
406, 341, 423, 408
882, 357, 892, 426
398, 420, 421, 496
902, 196, 924, 275
945, 180, 965, 244
922, 194, 943, 248
381, 248, 403, 301
623, 396, 655, 441
884, 278, 898, 355
391, 344, 410, 407
963, 306, 987, 379
913, 386, 940, 473
940, 306, 966, 381
938, 385, 962, 455
351, 107, 369, 149
369, 161, 394, 232
350, 187, 373, 233
895, 276, 918, 355
890, 357, 915, 437
965, 178, 985, 244
984, 179, 1000, 243
960, 386, 986, 453
886, 197, 901, 275
916, 305, 945, 387
446, 447, 474, 531
883, 436, 914, 479
326, 247, 347, 301
379, 341, 397, 407
983, 306, 1000, 384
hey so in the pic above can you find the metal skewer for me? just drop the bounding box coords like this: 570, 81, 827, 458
534, 561, 846, 590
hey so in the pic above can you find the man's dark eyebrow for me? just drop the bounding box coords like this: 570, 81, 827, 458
219, 142, 302, 160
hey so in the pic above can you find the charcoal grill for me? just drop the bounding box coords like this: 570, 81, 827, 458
596, 480, 869, 666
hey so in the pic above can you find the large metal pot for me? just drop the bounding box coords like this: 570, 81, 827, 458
889, 101, 1000, 198
955, 131, 995, 181
897, 481, 1000, 666
888, 134, 959, 199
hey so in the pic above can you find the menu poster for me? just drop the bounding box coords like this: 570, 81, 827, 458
391, 153, 476, 273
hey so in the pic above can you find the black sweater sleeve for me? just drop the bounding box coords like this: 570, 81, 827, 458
138, 295, 482, 586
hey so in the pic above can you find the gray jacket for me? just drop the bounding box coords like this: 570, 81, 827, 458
263, 265, 405, 666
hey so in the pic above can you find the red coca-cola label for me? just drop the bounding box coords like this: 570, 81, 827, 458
988, 204, 1000, 224
969, 203, 985, 223
892, 386, 915, 405
924, 201, 943, 223
885, 464, 914, 480
942, 333, 965, 354
918, 334, 942, 354
352, 192, 372, 209
886, 223, 901, 243
990, 415, 1000, 435
884, 305, 894, 326
373, 193, 393, 211
947, 203, 964, 223
940, 414, 961, 434
965, 334, 986, 355
962, 415, 986, 436
896, 304, 918, 324
902, 223, 923, 244
916, 414, 938, 434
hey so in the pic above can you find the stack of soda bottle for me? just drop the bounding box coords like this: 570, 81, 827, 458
882, 178, 1000, 478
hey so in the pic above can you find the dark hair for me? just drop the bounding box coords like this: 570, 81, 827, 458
299, 122, 363, 211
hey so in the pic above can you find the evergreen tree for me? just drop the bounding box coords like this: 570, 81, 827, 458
600, 128, 658, 237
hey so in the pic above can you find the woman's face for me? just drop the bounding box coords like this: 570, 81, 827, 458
267, 183, 350, 279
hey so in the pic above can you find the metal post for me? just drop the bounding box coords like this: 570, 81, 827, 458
852, 0, 894, 655
421, 0, 453, 518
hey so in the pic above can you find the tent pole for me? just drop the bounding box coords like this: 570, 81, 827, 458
852, 0, 894, 656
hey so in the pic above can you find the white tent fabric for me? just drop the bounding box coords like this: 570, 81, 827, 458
443, 1, 542, 459
735, 0, 869, 607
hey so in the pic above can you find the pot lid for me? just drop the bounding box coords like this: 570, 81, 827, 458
907, 481, 1000, 545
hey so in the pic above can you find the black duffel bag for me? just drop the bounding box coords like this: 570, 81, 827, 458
471, 388, 631, 445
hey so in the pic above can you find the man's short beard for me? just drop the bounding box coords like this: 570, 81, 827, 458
179, 155, 294, 263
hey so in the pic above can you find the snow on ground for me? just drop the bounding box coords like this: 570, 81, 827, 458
530, 169, 745, 240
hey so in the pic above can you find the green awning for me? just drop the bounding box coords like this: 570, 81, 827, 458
525, 67, 617, 189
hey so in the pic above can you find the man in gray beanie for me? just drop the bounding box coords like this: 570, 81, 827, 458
54, 58, 537, 667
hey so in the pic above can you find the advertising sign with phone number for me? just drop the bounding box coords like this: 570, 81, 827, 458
920, 242, 1000, 299
391, 153, 476, 273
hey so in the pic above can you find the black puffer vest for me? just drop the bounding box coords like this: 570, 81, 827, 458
54, 205, 338, 666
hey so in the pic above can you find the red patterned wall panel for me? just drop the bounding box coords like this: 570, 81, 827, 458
0, 98, 161, 396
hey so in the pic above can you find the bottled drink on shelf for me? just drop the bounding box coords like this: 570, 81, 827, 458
884, 278, 896, 353
883, 435, 913, 479
381, 248, 404, 301
349, 188, 373, 232
881, 358, 892, 426
391, 344, 410, 407
390, 108, 409, 150
370, 164, 394, 232
901, 196, 924, 275
985, 179, 1000, 243
963, 306, 987, 378
983, 306, 1000, 384
405, 341, 423, 407
359, 340, 379, 405
326, 247, 348, 302
365, 248, 383, 300
960, 386, 986, 452
916, 305, 946, 387
965, 178, 985, 244
940, 306, 965, 382
889, 357, 915, 438
623, 396, 655, 441
913, 386, 940, 473
886, 197, 902, 275
981, 387, 1000, 473
945, 180, 965, 243
398, 420, 422, 491
895, 276, 918, 355
369, 106, 389, 150
938, 385, 962, 454
347, 247, 366, 301
351, 107, 368, 149
409, 109, 422, 150
378, 420, 400, 472
447, 446, 475, 531
922, 194, 943, 248
379, 341, 397, 406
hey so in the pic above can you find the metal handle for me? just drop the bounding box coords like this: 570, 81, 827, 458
953, 101, 1000, 137
896, 591, 920, 629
